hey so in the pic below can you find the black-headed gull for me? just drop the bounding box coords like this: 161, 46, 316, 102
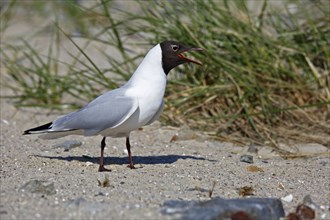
24, 40, 203, 171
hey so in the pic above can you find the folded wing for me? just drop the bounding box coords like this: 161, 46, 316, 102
24, 89, 139, 138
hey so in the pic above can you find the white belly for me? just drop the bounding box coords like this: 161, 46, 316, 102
99, 51, 167, 137
100, 90, 164, 138
99, 100, 162, 137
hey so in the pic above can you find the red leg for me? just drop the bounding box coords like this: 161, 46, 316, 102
98, 137, 111, 172
126, 137, 136, 169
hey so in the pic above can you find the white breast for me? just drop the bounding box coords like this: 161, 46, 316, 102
100, 44, 167, 137
126, 44, 167, 125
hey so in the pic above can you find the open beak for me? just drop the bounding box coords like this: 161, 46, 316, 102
178, 47, 203, 65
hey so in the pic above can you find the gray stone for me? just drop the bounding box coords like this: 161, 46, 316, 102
240, 154, 254, 163
20, 180, 56, 195
247, 145, 258, 153
296, 143, 329, 154
161, 197, 285, 220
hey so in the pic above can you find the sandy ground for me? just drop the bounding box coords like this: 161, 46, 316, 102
1, 3, 329, 219
0, 97, 329, 219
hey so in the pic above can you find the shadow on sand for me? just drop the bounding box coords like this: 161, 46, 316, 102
32, 154, 216, 166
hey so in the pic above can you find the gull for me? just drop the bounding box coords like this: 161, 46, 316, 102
24, 40, 203, 171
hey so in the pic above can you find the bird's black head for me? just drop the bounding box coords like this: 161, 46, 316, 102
160, 40, 203, 75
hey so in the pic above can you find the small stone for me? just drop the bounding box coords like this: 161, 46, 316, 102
1, 119, 9, 125
281, 194, 293, 203
85, 162, 93, 167
247, 145, 258, 153
240, 155, 253, 164
20, 180, 56, 195
302, 195, 313, 205
297, 143, 328, 154
95, 192, 106, 196
257, 147, 279, 159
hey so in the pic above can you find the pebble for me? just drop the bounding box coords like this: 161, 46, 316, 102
296, 143, 329, 154
247, 145, 258, 153
281, 194, 293, 203
161, 197, 285, 220
240, 155, 254, 164
1, 119, 10, 125
20, 180, 56, 195
85, 162, 93, 167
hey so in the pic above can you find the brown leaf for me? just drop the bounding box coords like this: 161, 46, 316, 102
231, 211, 251, 220
286, 213, 300, 220
296, 204, 315, 220
208, 181, 217, 198
246, 165, 264, 172
170, 134, 178, 142
278, 182, 285, 190
97, 174, 111, 187
239, 186, 254, 197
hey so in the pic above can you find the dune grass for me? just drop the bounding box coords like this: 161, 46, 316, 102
1, 0, 329, 149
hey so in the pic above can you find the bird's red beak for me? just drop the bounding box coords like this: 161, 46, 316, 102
178, 47, 203, 65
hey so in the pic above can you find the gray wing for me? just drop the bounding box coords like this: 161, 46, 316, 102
50, 89, 138, 135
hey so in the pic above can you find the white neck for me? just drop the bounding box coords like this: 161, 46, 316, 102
122, 44, 167, 126
126, 44, 167, 88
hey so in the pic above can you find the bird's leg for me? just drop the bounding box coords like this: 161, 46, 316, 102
126, 137, 136, 169
98, 137, 111, 172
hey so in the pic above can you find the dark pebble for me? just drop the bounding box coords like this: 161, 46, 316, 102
240, 155, 254, 164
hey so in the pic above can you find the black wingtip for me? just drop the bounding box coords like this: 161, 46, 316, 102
23, 122, 53, 135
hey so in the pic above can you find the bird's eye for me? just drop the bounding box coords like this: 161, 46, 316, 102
171, 45, 179, 51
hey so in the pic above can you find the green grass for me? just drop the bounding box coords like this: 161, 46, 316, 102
1, 0, 329, 149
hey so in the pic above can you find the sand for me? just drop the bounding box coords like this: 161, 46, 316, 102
1, 4, 329, 218
0, 98, 329, 219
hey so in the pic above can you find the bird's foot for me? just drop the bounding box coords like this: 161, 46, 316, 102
127, 164, 136, 169
98, 165, 111, 172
